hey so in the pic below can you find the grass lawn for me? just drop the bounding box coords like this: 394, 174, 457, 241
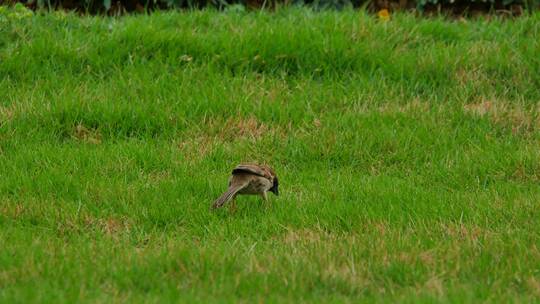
1, 8, 540, 302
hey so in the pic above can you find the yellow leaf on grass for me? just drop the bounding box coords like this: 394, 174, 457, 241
378, 9, 390, 21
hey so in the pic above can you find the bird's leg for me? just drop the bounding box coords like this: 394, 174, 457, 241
229, 197, 237, 213
261, 191, 271, 210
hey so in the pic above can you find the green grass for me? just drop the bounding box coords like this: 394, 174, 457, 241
1, 8, 540, 302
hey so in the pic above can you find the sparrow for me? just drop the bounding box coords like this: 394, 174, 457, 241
212, 163, 279, 209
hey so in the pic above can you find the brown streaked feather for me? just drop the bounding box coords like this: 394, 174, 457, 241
212, 178, 250, 209
212, 163, 278, 210
232, 164, 273, 180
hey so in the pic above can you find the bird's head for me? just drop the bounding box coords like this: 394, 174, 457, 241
269, 176, 279, 196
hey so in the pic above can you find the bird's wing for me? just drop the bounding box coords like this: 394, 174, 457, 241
232, 164, 271, 179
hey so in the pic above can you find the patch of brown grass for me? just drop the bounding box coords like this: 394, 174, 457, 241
213, 116, 277, 141
463, 99, 539, 135
320, 259, 370, 291
0, 202, 25, 219
73, 123, 102, 144
510, 164, 540, 183
261, 80, 291, 104
0, 104, 15, 122
527, 277, 540, 298
422, 276, 445, 296
377, 100, 430, 114
456, 43, 502, 86
439, 222, 486, 243
82, 215, 131, 237
145, 170, 171, 184
239, 76, 292, 105
55, 214, 132, 238
456, 67, 488, 86
247, 255, 270, 274
177, 135, 216, 161
280, 227, 331, 245
177, 116, 284, 160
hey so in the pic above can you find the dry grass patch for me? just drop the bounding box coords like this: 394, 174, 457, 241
239, 76, 292, 105
0, 201, 25, 219
510, 164, 540, 183
55, 214, 132, 238
463, 99, 540, 135
0, 104, 16, 122
422, 276, 445, 296
439, 222, 484, 242
377, 100, 431, 115
177, 135, 216, 161
526, 277, 540, 298
143, 170, 171, 185
213, 116, 279, 141
72, 123, 102, 144
279, 226, 333, 245
78, 214, 132, 238
178, 116, 285, 160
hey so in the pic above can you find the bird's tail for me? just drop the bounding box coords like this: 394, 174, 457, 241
212, 186, 243, 209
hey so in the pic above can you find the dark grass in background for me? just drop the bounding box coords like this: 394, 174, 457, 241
1, 0, 539, 16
